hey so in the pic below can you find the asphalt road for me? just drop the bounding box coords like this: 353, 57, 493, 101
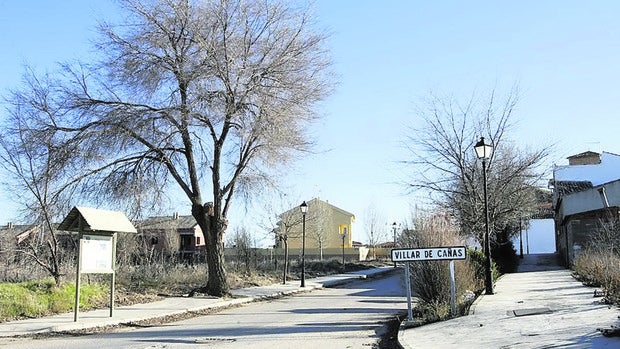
0, 272, 408, 349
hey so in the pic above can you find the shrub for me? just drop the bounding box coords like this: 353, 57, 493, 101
491, 240, 520, 274
572, 217, 620, 305
468, 248, 499, 284
573, 249, 620, 305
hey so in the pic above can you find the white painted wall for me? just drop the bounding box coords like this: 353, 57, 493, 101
512, 219, 556, 254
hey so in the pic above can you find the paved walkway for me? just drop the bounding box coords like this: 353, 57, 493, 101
399, 253, 620, 349
0, 267, 395, 338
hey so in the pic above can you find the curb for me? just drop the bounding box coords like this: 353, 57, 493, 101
468, 272, 506, 315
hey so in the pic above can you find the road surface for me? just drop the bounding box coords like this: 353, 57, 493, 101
0, 272, 408, 349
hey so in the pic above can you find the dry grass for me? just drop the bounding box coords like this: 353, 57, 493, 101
573, 249, 620, 305
115, 262, 283, 296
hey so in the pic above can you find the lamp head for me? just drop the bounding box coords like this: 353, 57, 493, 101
474, 137, 493, 160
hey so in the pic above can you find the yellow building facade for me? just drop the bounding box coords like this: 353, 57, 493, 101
276, 198, 354, 250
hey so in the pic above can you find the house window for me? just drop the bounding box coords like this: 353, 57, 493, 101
196, 237, 201, 245
181, 235, 193, 248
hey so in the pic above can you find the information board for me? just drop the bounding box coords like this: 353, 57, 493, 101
80, 234, 114, 273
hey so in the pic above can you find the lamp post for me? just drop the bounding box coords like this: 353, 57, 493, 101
300, 201, 308, 287
340, 226, 347, 272
519, 219, 524, 259
392, 222, 398, 268
475, 136, 494, 295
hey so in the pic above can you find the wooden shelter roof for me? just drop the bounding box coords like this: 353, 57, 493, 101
58, 206, 137, 234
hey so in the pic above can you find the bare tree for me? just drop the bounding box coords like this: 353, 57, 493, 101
364, 203, 386, 260
0, 96, 76, 286
589, 215, 620, 255
227, 226, 256, 273
5, 0, 333, 296
307, 199, 331, 260
405, 86, 550, 245
264, 197, 303, 284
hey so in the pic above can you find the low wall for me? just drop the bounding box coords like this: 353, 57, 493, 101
271, 247, 367, 262
223, 246, 397, 263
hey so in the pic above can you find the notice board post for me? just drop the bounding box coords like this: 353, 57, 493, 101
58, 206, 136, 322
391, 246, 467, 321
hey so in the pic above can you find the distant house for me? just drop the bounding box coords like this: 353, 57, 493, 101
136, 213, 205, 260
0, 223, 74, 248
0, 223, 78, 269
376, 241, 395, 248
550, 151, 620, 266
276, 198, 355, 251
0, 223, 37, 253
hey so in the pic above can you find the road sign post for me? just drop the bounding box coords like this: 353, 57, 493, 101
391, 246, 467, 320
404, 261, 413, 321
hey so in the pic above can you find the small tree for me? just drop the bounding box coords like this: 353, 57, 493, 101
275, 210, 302, 283
228, 226, 256, 273
364, 203, 386, 260
307, 200, 331, 260
262, 197, 304, 284
590, 215, 620, 255
0, 98, 76, 286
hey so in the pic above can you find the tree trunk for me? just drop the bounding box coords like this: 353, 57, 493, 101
192, 203, 229, 297
205, 226, 228, 296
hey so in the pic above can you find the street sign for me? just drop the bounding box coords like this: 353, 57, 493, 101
391, 246, 466, 262
392, 246, 468, 321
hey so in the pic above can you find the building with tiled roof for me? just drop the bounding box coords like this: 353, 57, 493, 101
136, 213, 205, 260
551, 151, 620, 266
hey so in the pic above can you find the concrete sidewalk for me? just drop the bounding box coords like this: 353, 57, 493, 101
0, 267, 395, 338
399, 254, 620, 348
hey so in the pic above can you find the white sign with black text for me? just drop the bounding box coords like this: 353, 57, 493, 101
391, 245, 468, 321
391, 246, 467, 262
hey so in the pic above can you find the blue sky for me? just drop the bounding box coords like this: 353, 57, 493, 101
1, 1, 620, 247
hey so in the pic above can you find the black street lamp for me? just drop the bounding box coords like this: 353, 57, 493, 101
392, 222, 398, 268
519, 219, 524, 259
300, 201, 308, 287
475, 136, 494, 295
340, 226, 347, 272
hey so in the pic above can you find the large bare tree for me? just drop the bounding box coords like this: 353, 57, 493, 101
3, 0, 333, 296
405, 87, 550, 245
